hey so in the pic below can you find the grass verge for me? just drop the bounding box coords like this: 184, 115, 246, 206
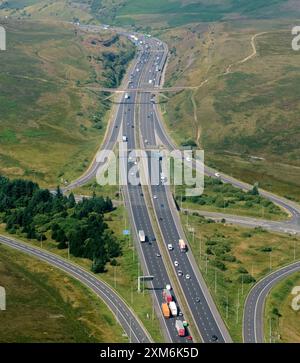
264, 272, 300, 343
180, 212, 300, 342
0, 244, 126, 342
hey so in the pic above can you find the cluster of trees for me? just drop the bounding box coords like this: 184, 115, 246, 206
178, 177, 282, 215
101, 46, 136, 88
0, 176, 120, 273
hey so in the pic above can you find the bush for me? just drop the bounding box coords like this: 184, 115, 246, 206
211, 259, 226, 271
206, 239, 217, 246
181, 139, 197, 148
238, 267, 248, 274
222, 254, 236, 262
241, 232, 252, 238
238, 274, 255, 283
110, 258, 118, 266
260, 246, 272, 252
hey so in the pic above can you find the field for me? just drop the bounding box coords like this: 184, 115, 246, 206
264, 272, 300, 343
0, 0, 93, 22
0, 204, 164, 342
0, 244, 126, 342
87, 0, 300, 29
180, 212, 300, 341
0, 19, 133, 188
161, 20, 300, 201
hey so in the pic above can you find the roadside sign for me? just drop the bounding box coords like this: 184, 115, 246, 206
123, 229, 131, 236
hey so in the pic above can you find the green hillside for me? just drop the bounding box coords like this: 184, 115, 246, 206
88, 0, 300, 28
0, 19, 134, 187
0, 245, 126, 343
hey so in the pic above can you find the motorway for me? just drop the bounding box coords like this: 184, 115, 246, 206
68, 28, 233, 343
119, 39, 188, 343
0, 235, 151, 343
117, 32, 300, 344
43, 25, 300, 343
243, 261, 300, 343
135, 43, 232, 342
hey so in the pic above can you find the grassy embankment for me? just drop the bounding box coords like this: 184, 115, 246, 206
264, 272, 300, 343
0, 244, 126, 343
88, 0, 300, 29
160, 22, 300, 202
179, 212, 300, 342
0, 0, 93, 22
0, 19, 134, 189
0, 204, 164, 342
175, 176, 288, 221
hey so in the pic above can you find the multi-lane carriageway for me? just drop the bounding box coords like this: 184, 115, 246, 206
117, 34, 231, 343
119, 41, 187, 343
63, 28, 232, 343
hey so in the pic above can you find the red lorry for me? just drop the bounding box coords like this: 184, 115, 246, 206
162, 288, 173, 303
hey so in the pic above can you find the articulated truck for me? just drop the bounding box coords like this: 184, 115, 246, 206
168, 301, 178, 317
162, 303, 170, 319
162, 289, 172, 303
175, 320, 185, 337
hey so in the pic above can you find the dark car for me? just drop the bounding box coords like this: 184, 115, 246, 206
212, 335, 218, 342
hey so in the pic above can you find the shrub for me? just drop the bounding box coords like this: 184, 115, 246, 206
238, 267, 248, 274
238, 274, 255, 283
211, 259, 226, 271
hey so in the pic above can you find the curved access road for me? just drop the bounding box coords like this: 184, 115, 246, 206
243, 261, 300, 343
181, 209, 300, 235
0, 235, 152, 343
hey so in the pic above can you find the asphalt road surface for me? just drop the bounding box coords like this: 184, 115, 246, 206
243, 261, 300, 342
65, 26, 300, 343
182, 209, 300, 235
133, 37, 232, 343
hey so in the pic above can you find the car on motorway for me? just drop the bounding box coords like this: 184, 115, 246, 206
166, 284, 172, 291
174, 260, 179, 267
185, 274, 191, 280
212, 335, 218, 342
186, 336, 193, 341
156, 253, 161, 257
168, 244, 173, 251
153, 195, 157, 199
196, 297, 200, 303
178, 270, 183, 276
